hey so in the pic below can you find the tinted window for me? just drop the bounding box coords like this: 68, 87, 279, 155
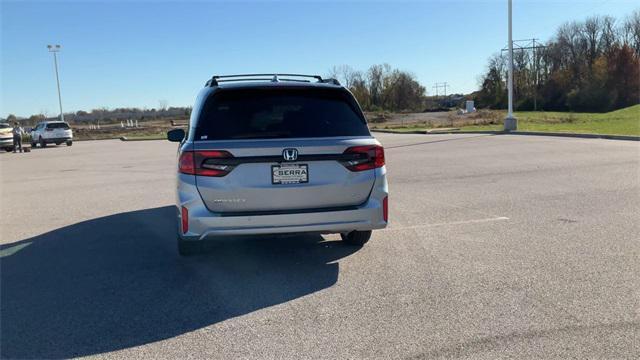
46, 122, 70, 129
195, 88, 369, 140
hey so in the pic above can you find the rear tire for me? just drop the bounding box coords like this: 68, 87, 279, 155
178, 238, 202, 256
39, 137, 46, 148
66, 140, 73, 146
340, 230, 372, 246
4, 147, 13, 152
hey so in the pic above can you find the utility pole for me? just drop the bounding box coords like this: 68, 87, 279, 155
504, 0, 517, 131
433, 82, 449, 98
502, 38, 546, 112
532, 38, 538, 111
47, 44, 64, 122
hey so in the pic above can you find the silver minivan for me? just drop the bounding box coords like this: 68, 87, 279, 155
168, 74, 388, 255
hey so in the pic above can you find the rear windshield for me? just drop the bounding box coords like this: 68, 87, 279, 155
46, 122, 70, 129
195, 88, 369, 140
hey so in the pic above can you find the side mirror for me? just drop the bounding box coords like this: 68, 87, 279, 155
167, 128, 185, 142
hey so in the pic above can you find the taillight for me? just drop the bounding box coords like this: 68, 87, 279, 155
342, 145, 385, 171
178, 150, 234, 177
178, 152, 195, 174
383, 196, 388, 222
181, 206, 189, 234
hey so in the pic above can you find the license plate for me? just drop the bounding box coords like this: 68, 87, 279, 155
272, 164, 309, 184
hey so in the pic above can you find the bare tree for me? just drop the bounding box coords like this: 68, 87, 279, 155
367, 64, 392, 109
327, 65, 357, 88
621, 10, 640, 55
599, 16, 618, 51
349, 70, 370, 108
583, 16, 602, 66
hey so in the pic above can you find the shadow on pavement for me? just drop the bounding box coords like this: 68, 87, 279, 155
0, 206, 358, 359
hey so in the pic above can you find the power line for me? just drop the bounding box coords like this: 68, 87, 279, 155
501, 38, 546, 52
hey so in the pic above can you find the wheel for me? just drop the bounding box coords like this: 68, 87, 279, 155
4, 147, 13, 152
177, 238, 203, 256
340, 230, 372, 246
39, 137, 46, 148
66, 140, 73, 146
31, 142, 36, 148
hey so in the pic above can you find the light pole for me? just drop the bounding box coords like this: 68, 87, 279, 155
504, 0, 517, 131
47, 44, 64, 122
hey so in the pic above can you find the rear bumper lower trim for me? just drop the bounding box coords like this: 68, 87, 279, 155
197, 219, 379, 239
42, 137, 72, 143
217, 204, 360, 217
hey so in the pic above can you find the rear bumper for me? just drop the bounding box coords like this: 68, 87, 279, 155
176, 168, 388, 241
42, 137, 72, 143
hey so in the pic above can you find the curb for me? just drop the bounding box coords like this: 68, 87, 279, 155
371, 129, 639, 141
75, 137, 122, 142
506, 131, 639, 141
120, 136, 166, 141
371, 129, 502, 135
119, 136, 165, 141
370, 129, 426, 134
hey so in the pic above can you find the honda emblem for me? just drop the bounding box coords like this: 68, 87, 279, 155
282, 148, 298, 161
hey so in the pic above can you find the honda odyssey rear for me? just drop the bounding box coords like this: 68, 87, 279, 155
168, 74, 388, 255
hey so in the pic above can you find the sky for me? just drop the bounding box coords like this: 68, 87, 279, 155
1, 0, 638, 118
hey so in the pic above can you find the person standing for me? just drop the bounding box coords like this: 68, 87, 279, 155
12, 122, 24, 153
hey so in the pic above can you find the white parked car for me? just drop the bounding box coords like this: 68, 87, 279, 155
31, 121, 73, 147
0, 122, 14, 152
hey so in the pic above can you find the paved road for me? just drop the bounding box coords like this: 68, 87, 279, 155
1, 134, 638, 359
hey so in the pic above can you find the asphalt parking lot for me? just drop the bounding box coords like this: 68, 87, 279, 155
1, 133, 638, 359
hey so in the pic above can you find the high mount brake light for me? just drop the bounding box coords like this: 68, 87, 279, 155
178, 150, 234, 177
341, 145, 385, 171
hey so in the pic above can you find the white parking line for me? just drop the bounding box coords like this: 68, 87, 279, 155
382, 217, 509, 232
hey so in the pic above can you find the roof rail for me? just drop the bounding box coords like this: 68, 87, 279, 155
320, 78, 341, 86
205, 74, 340, 87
